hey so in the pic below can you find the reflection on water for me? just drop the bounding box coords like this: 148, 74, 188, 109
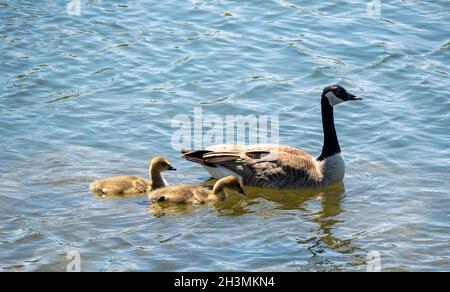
147, 181, 363, 270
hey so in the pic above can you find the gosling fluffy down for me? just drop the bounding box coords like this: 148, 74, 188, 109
90, 156, 176, 196
149, 175, 246, 204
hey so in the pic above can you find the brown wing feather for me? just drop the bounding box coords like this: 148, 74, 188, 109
203, 153, 242, 164
182, 144, 324, 189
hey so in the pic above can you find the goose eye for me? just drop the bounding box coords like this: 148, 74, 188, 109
335, 89, 346, 98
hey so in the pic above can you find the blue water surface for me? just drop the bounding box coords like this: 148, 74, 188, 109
0, 0, 449, 271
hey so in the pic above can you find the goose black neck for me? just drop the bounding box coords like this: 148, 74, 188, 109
318, 96, 341, 161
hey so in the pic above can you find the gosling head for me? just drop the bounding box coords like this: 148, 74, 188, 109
217, 176, 247, 195
322, 85, 362, 107
150, 156, 177, 173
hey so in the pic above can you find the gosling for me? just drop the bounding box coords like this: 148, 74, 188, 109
90, 156, 176, 196
149, 175, 246, 204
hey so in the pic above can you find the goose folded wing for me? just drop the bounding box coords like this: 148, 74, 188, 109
201, 151, 283, 183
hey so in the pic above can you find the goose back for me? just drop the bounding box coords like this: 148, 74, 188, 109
183, 144, 328, 189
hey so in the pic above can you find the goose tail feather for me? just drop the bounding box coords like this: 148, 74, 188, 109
182, 149, 245, 180
181, 150, 214, 166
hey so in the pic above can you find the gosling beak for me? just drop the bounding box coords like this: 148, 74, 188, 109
168, 165, 177, 171
238, 188, 247, 196
347, 92, 363, 101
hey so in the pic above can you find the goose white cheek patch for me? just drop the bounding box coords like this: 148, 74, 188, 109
326, 92, 344, 107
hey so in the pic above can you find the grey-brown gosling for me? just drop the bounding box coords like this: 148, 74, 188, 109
149, 175, 246, 204
90, 156, 176, 196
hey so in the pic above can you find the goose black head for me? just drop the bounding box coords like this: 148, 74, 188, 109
322, 85, 362, 107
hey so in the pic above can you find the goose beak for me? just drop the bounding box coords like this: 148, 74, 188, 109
168, 165, 177, 171
238, 187, 247, 196
347, 92, 362, 101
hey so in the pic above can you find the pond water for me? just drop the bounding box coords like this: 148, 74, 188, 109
0, 0, 449, 271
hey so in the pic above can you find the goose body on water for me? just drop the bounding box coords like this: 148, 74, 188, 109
149, 176, 246, 204
90, 156, 176, 196
182, 85, 362, 189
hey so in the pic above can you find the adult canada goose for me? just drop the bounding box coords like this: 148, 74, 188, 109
149, 175, 246, 204
182, 85, 362, 189
90, 156, 176, 196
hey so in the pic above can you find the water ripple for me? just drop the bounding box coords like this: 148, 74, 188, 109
0, 0, 449, 272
